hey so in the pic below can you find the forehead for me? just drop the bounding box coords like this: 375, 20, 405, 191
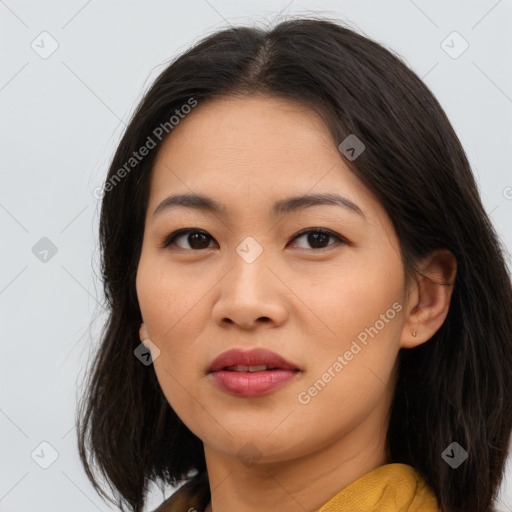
147, 94, 385, 224
155, 94, 336, 167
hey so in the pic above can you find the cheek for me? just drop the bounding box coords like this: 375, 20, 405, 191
136, 254, 210, 342
306, 250, 405, 345
297, 248, 404, 414
136, 255, 212, 409
137, 273, 202, 428
292, 270, 403, 448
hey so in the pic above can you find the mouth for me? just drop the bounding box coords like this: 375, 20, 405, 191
207, 348, 302, 397
207, 348, 301, 374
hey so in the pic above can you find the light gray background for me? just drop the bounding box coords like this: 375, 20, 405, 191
1, 1, 511, 511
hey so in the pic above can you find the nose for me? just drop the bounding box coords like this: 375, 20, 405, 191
212, 250, 289, 330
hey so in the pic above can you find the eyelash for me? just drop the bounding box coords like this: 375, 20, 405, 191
160, 227, 348, 252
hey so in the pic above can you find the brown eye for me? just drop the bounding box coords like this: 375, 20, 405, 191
289, 228, 346, 250
162, 229, 216, 250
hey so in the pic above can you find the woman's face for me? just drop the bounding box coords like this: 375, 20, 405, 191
136, 94, 411, 465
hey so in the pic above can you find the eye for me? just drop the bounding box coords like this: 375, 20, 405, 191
160, 228, 347, 251
160, 229, 216, 250
288, 228, 347, 250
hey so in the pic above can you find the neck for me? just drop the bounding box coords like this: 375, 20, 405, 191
203, 407, 390, 512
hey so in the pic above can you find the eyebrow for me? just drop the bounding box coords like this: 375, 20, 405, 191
153, 192, 366, 219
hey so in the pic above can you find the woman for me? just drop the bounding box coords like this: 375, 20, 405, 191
77, 17, 512, 512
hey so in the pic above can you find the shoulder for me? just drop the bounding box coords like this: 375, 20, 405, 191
152, 472, 210, 512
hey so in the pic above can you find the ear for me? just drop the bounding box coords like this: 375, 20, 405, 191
139, 322, 150, 347
400, 249, 457, 349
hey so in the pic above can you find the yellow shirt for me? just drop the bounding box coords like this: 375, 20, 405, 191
153, 463, 441, 512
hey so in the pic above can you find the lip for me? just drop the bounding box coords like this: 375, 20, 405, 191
207, 348, 300, 373
207, 348, 302, 397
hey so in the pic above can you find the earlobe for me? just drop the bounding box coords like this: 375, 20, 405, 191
400, 249, 457, 349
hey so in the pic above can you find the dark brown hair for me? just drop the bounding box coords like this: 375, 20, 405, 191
77, 16, 512, 512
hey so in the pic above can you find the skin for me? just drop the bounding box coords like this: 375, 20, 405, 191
136, 94, 456, 512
